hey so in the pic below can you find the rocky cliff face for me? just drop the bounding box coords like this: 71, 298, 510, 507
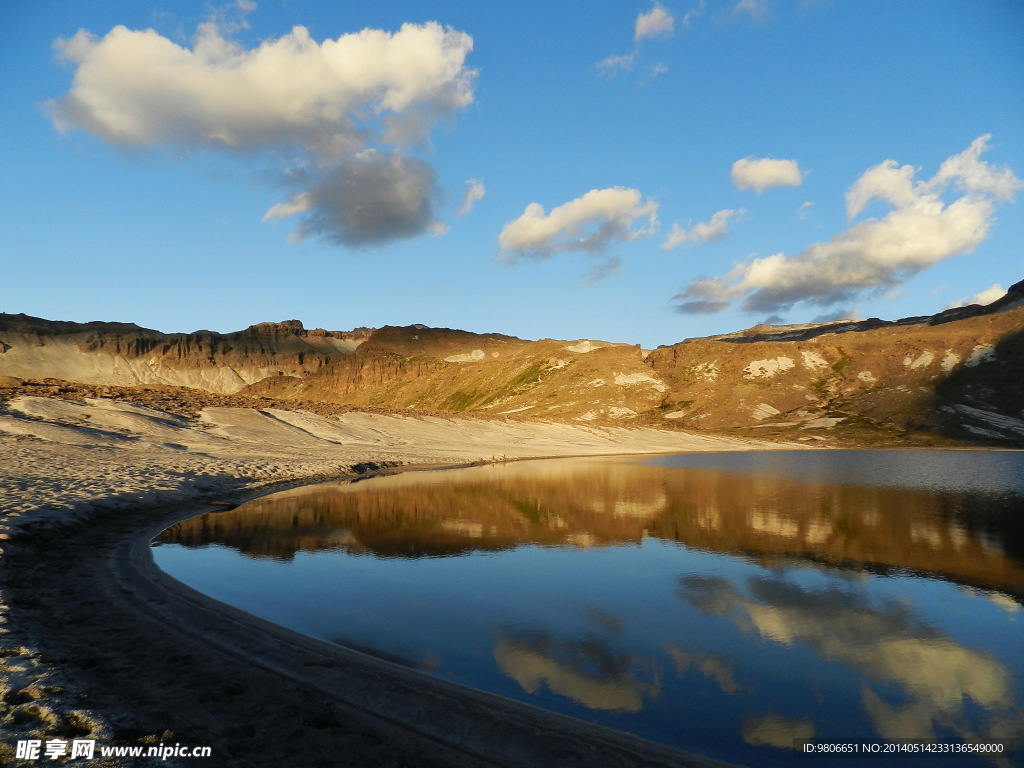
3, 278, 1022, 445
0, 315, 371, 393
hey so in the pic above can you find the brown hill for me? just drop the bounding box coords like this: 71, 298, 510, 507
242, 327, 665, 422
3, 279, 1022, 445
646, 295, 1024, 444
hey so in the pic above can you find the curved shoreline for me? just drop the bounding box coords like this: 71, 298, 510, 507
4, 469, 739, 768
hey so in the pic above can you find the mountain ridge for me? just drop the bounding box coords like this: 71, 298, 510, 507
2, 277, 1022, 445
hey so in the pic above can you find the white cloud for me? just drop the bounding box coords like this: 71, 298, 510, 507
732, 157, 804, 194
263, 192, 313, 221
797, 201, 814, 220
847, 135, 1022, 219
845, 160, 920, 217
50, 21, 474, 152
681, 2, 707, 28
48, 17, 476, 246
662, 208, 745, 250
599, 2, 679, 83
457, 179, 486, 216
498, 187, 658, 259
596, 52, 637, 76
931, 135, 1023, 200
635, 3, 675, 41
675, 136, 1020, 315
945, 284, 1007, 310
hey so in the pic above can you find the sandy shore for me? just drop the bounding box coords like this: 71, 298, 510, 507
0, 396, 767, 766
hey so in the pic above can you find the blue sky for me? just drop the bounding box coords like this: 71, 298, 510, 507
2, 0, 1022, 347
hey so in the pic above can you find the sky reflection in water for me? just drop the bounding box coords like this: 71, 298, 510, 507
153, 451, 1024, 766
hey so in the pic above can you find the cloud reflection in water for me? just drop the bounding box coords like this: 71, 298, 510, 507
493, 627, 660, 713
677, 572, 1022, 746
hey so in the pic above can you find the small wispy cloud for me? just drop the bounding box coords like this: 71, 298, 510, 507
811, 308, 862, 323
598, 2, 679, 81
734, 0, 770, 22
596, 51, 637, 77
580, 256, 623, 286
945, 284, 1007, 310
635, 3, 675, 41
662, 209, 745, 250
681, 1, 707, 28
499, 187, 658, 260
457, 179, 486, 216
732, 157, 804, 194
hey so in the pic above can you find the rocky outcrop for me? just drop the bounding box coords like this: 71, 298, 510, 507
0, 314, 371, 393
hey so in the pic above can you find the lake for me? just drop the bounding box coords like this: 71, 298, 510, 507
153, 450, 1024, 766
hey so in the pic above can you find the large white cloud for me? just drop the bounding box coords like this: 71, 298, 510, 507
48, 16, 476, 246
676, 136, 1020, 315
635, 3, 675, 41
732, 156, 804, 193
662, 209, 745, 250
498, 187, 658, 259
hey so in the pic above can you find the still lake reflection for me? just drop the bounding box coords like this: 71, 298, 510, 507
153, 450, 1024, 766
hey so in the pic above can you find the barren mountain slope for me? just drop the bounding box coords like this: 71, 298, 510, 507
3, 279, 1022, 445
243, 327, 669, 422
0, 315, 370, 393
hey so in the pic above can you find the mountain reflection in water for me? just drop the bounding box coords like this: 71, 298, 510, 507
153, 452, 1024, 766
158, 452, 1024, 597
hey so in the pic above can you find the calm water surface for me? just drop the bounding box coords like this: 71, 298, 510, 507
153, 450, 1024, 766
